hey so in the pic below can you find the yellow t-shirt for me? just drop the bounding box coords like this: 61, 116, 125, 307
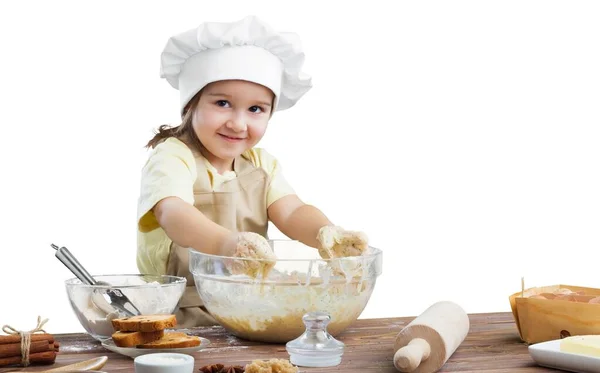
136, 137, 295, 275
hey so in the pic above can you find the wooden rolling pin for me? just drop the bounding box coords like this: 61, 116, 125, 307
393, 301, 470, 373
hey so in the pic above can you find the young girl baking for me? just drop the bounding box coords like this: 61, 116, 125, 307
136, 16, 368, 327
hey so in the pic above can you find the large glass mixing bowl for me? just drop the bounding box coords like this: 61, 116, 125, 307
189, 239, 383, 343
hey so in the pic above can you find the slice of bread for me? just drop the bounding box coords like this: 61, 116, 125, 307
112, 330, 164, 348
137, 332, 201, 349
111, 314, 177, 332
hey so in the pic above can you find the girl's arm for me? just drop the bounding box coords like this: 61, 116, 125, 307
267, 194, 333, 249
153, 196, 237, 256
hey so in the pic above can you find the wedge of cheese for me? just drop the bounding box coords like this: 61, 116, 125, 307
560, 335, 600, 357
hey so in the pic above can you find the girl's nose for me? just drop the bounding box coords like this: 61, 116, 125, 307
226, 112, 247, 132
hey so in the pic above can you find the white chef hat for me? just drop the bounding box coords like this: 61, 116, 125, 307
159, 15, 312, 116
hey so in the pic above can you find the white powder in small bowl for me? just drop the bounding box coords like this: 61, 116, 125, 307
137, 355, 190, 365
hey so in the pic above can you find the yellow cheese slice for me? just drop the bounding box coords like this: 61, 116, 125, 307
560, 335, 600, 357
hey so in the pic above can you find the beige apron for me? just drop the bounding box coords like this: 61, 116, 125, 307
166, 144, 270, 328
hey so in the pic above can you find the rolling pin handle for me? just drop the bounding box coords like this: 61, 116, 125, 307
393, 338, 431, 372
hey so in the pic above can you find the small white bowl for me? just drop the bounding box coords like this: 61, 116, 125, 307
134, 353, 194, 373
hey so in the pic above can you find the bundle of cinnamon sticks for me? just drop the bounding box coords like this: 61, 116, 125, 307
0, 333, 59, 367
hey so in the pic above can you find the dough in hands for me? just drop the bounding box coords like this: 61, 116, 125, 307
317, 225, 368, 259
229, 232, 277, 278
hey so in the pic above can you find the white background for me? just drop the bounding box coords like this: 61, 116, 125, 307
0, 1, 599, 335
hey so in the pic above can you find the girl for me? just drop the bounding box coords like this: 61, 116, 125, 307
136, 16, 368, 327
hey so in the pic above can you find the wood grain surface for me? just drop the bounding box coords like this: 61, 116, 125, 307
0, 312, 559, 372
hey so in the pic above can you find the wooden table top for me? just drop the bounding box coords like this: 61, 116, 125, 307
0, 312, 559, 372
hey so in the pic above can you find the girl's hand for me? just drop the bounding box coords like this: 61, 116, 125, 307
316, 225, 369, 259
225, 232, 277, 279
234, 232, 276, 259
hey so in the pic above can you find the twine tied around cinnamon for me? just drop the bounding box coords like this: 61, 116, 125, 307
2, 316, 49, 366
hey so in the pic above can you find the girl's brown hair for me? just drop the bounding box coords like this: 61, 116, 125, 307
145, 91, 203, 150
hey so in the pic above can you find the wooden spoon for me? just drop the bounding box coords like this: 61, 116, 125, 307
40, 356, 108, 372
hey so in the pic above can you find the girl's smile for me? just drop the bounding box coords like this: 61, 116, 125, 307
218, 133, 247, 142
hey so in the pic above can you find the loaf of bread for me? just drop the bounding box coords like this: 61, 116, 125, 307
137, 332, 201, 349
112, 330, 165, 347
111, 314, 177, 332
527, 288, 600, 304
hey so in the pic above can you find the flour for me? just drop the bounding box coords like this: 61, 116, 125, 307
69, 287, 120, 338
207, 346, 250, 353
138, 355, 190, 365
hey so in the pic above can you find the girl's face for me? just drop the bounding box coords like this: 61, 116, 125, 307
192, 80, 273, 172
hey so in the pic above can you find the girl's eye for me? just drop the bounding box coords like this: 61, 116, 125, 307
249, 106, 264, 114
216, 100, 230, 107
